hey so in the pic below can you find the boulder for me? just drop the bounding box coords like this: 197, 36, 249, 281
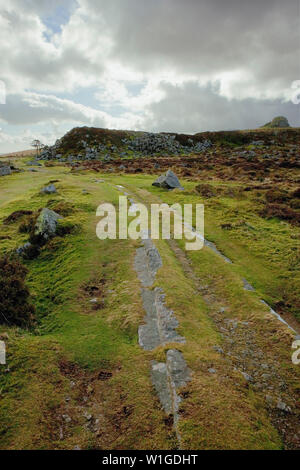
33, 208, 63, 242
0, 166, 11, 176
26, 161, 42, 166
41, 184, 57, 194
152, 170, 183, 190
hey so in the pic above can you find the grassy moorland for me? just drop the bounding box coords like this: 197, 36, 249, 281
0, 127, 299, 450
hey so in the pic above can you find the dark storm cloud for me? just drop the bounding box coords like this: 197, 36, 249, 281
143, 81, 300, 133
96, 0, 300, 93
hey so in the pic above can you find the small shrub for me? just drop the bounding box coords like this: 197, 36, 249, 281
265, 189, 289, 204
290, 199, 300, 210
3, 210, 32, 225
21, 243, 41, 260
195, 183, 216, 198
0, 256, 35, 327
19, 214, 38, 234
260, 203, 300, 225
56, 220, 78, 237
47, 200, 74, 217
291, 187, 300, 199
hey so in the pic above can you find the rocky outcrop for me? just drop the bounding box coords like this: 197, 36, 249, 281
122, 133, 211, 156
36, 127, 212, 161
262, 116, 290, 128
152, 170, 183, 190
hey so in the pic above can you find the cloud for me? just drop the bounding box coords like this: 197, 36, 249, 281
0, 0, 299, 152
142, 81, 300, 133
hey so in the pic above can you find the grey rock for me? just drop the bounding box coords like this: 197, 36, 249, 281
277, 399, 291, 413
241, 371, 253, 383
26, 161, 42, 166
62, 414, 72, 423
16, 242, 33, 256
152, 170, 183, 190
151, 349, 190, 416
83, 412, 93, 421
208, 368, 217, 374
166, 349, 191, 388
243, 278, 255, 291
204, 239, 232, 263
151, 362, 173, 414
213, 346, 224, 354
41, 184, 57, 194
139, 288, 185, 351
0, 166, 11, 176
134, 239, 162, 287
34, 208, 63, 241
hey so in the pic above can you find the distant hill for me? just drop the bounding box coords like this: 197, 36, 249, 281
261, 116, 290, 128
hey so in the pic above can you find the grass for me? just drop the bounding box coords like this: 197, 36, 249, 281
0, 163, 299, 449
0, 166, 175, 449
114, 174, 300, 324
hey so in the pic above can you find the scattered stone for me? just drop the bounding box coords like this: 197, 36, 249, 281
0, 166, 11, 176
16, 242, 39, 259
62, 414, 72, 423
83, 412, 93, 421
213, 346, 224, 354
242, 278, 255, 291
33, 208, 63, 242
241, 371, 253, 383
41, 184, 57, 194
208, 368, 217, 374
277, 399, 291, 413
219, 307, 227, 314
26, 161, 41, 166
152, 170, 183, 190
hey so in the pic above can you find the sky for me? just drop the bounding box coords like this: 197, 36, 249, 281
0, 0, 299, 153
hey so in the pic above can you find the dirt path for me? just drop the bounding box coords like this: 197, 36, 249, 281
114, 185, 191, 446
119, 183, 300, 449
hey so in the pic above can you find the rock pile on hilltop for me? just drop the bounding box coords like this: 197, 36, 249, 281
262, 116, 290, 128
122, 133, 211, 156
36, 128, 212, 162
